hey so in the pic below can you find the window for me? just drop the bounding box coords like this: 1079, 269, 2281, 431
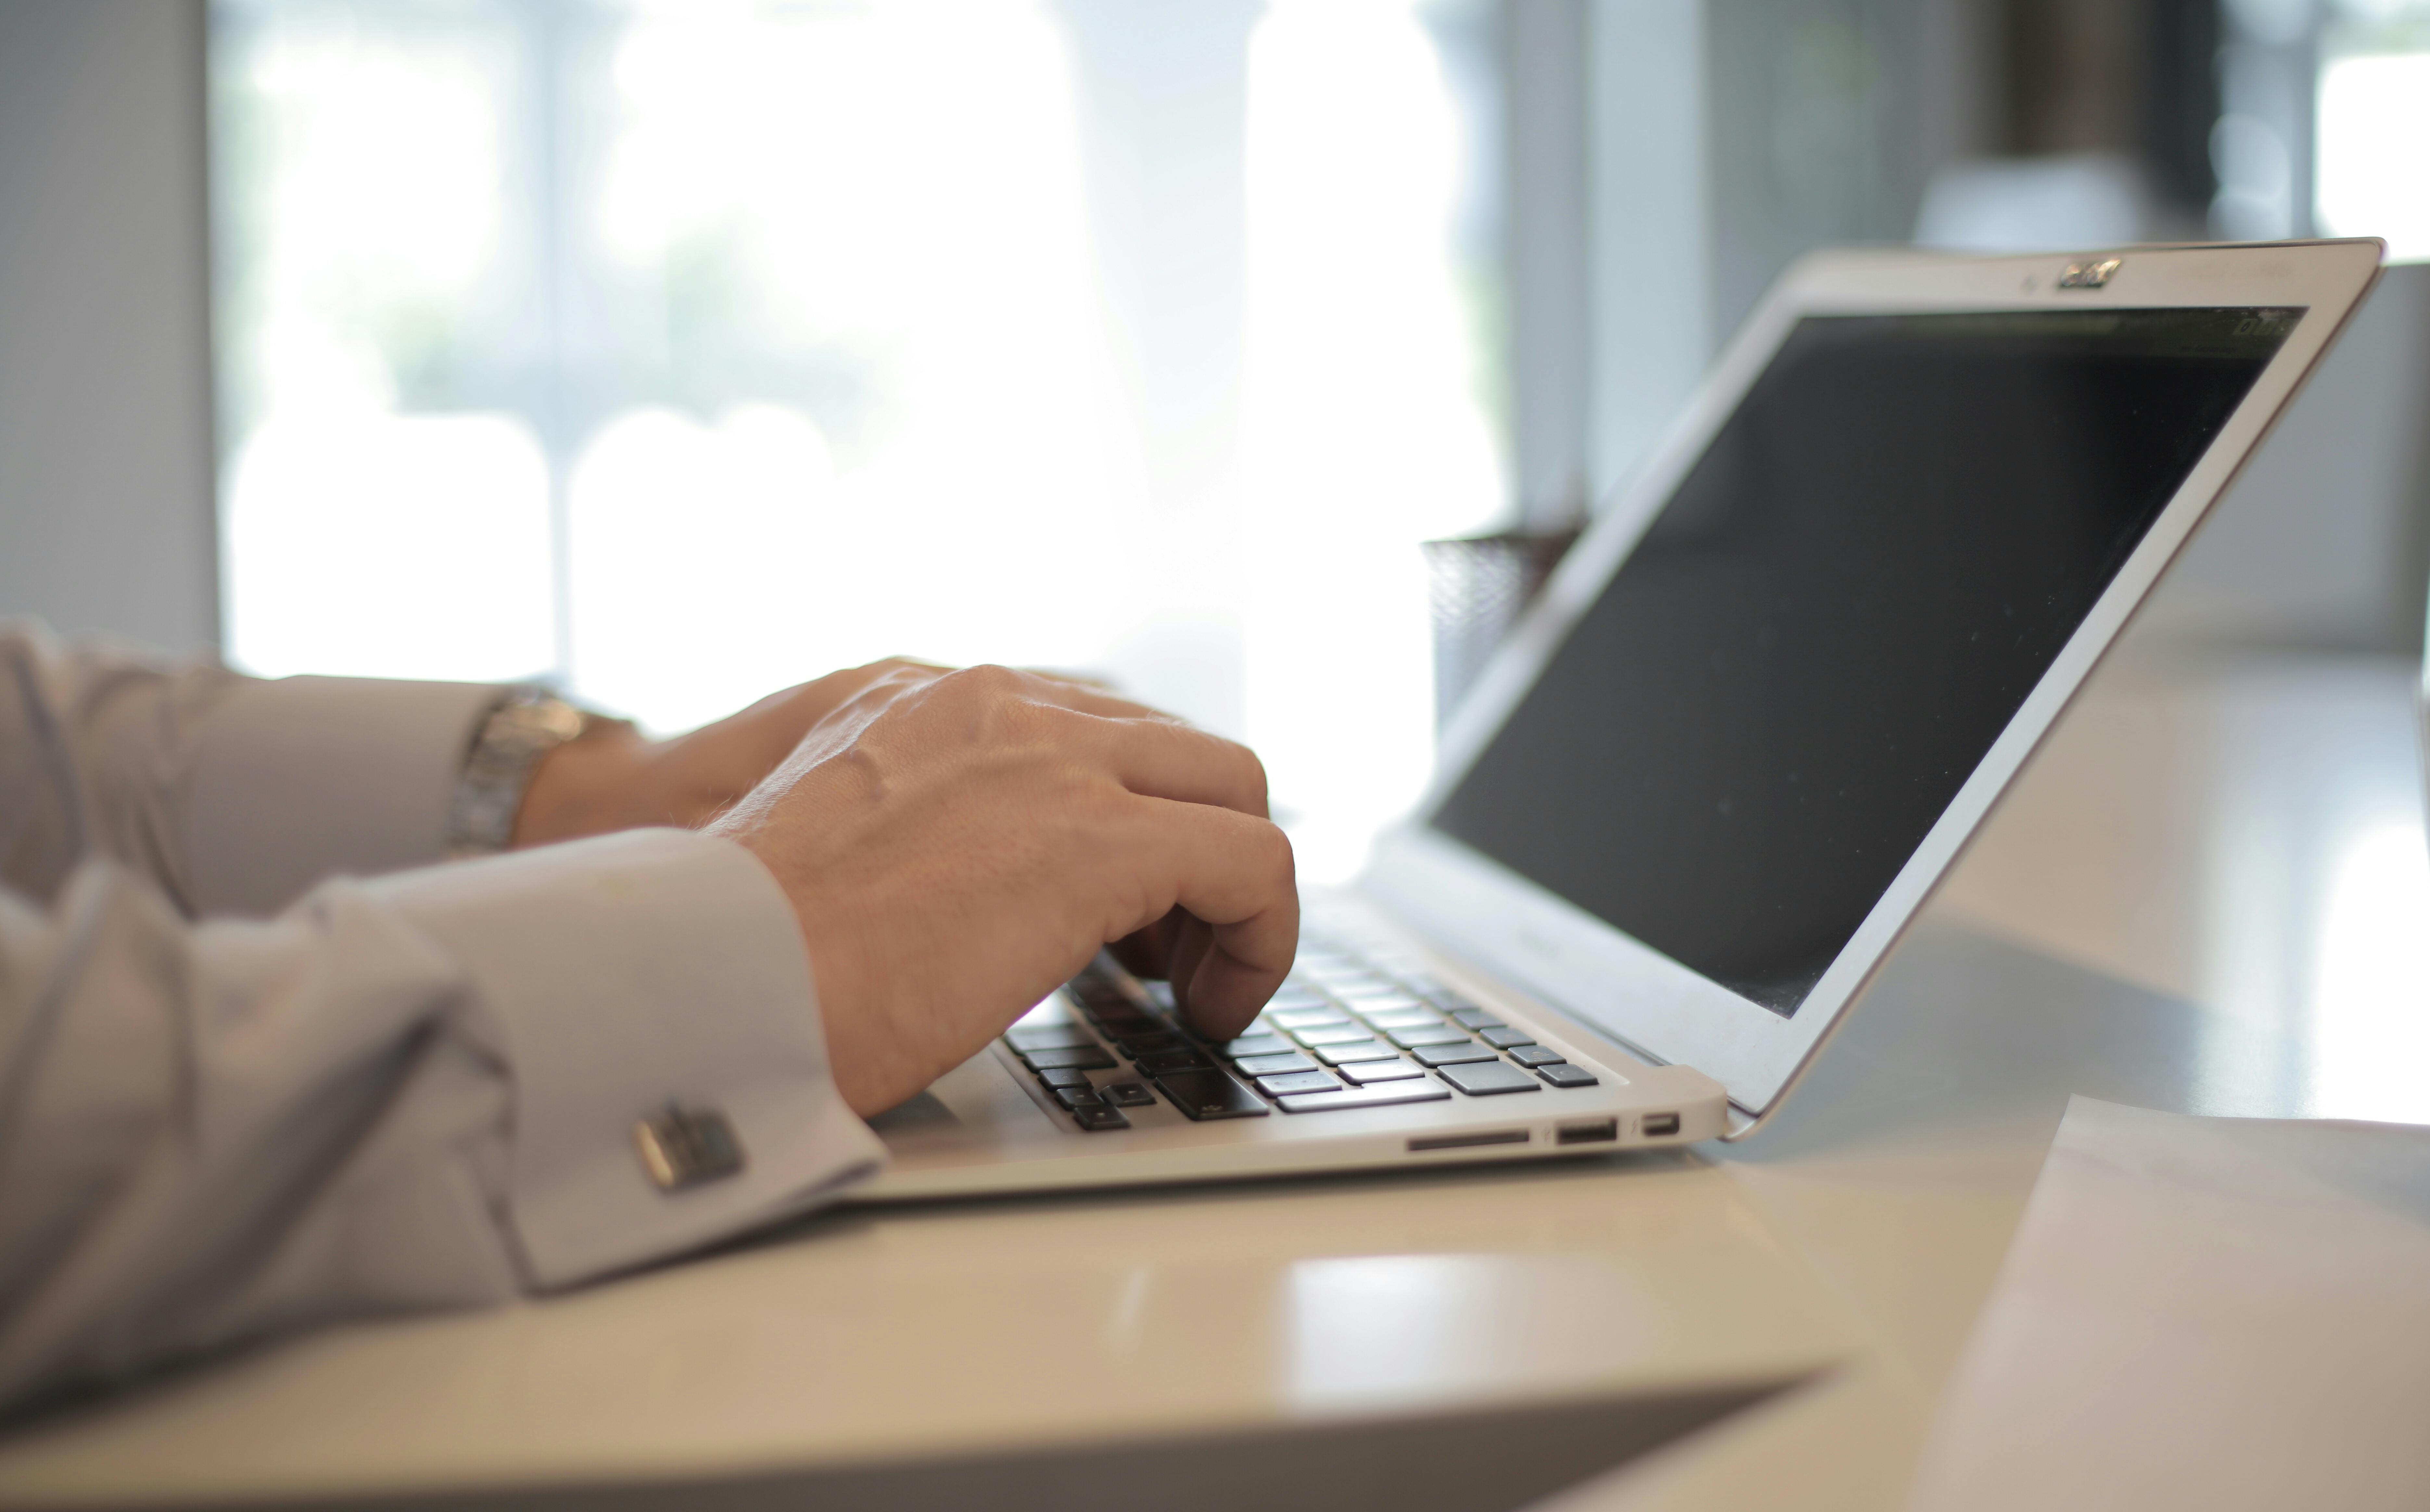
212, 0, 1505, 873
216, 0, 1124, 736
2314, 0, 2430, 258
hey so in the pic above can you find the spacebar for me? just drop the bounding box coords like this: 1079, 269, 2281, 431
1277, 1080, 1453, 1114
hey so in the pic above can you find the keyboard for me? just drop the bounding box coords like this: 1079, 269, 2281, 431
1000, 926, 1604, 1132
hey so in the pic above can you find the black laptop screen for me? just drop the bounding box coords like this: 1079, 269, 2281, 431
1429, 307, 2297, 1015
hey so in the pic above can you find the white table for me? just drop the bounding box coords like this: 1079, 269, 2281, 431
1, 652, 2417, 1510
1549, 649, 2430, 1510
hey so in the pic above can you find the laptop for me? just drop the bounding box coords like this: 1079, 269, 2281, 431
852, 239, 2383, 1202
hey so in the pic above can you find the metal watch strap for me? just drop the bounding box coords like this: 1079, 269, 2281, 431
445, 687, 616, 858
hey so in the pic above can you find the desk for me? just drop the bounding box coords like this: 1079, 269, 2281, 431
0, 653, 2417, 1509
1548, 649, 2430, 1511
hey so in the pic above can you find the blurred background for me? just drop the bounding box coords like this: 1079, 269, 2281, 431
4, 0, 2430, 881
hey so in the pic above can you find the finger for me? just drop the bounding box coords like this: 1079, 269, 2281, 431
1164, 912, 1215, 1005
1027, 704, 1268, 818
1111, 798, 1297, 1037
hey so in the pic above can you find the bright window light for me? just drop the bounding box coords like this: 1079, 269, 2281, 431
1242, 0, 1508, 878
2315, 51, 2430, 259
214, 0, 1507, 810
564, 1, 1124, 727
226, 412, 553, 682
2309, 817, 2430, 1123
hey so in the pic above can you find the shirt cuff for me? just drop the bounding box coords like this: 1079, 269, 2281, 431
365, 828, 888, 1288
184, 675, 506, 917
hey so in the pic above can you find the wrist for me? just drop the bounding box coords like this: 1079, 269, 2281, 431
511, 723, 656, 847
711, 816, 901, 1118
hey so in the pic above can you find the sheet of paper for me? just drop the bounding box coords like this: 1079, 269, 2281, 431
1908, 1096, 2430, 1510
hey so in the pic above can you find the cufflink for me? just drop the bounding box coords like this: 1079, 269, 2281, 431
633, 1104, 747, 1191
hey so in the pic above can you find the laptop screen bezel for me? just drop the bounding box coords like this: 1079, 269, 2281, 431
1358, 240, 2384, 1121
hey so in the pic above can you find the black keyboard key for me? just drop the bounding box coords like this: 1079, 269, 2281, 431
1334, 1057, 1427, 1084
1537, 1063, 1599, 1089
1480, 1026, 1536, 1050
1072, 1104, 1131, 1131
1450, 1009, 1503, 1030
1506, 1044, 1564, 1068
1277, 1079, 1453, 1114
1074, 982, 1148, 1013
1223, 1034, 1295, 1061
1154, 1069, 1271, 1120
1411, 1041, 1497, 1067
1022, 1044, 1117, 1071
1053, 1085, 1105, 1110
1034, 1065, 1097, 1089
1066, 976, 1134, 1011
1312, 1039, 1400, 1065
1294, 1023, 1378, 1047
1136, 1048, 1216, 1076
1234, 1050, 1318, 1077
1111, 1030, 1190, 1056
1101, 1081, 1159, 1107
1387, 1025, 1473, 1050
1006, 1024, 1098, 1053
1438, 1060, 1542, 1096
1256, 1069, 1342, 1097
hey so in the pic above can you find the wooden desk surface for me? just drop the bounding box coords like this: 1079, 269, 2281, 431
0, 652, 2415, 1508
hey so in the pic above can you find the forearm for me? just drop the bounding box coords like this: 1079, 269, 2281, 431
0, 831, 885, 1415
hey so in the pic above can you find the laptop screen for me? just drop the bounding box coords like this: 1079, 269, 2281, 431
1429, 306, 2299, 1016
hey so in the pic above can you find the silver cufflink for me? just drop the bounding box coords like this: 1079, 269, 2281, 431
633, 1104, 747, 1191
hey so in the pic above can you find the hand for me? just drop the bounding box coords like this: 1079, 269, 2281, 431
511, 659, 948, 846
706, 665, 1298, 1116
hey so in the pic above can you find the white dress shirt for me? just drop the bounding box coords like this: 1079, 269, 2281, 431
0, 622, 887, 1412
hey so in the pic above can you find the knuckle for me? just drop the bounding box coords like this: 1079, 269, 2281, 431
1233, 743, 1271, 801
1256, 820, 1296, 881
954, 663, 1023, 698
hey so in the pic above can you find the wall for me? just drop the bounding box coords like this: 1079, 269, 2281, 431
0, 0, 217, 653
2137, 260, 2430, 656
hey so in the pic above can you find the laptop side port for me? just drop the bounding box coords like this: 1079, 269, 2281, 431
1555, 1119, 1619, 1146
1641, 1112, 1682, 1137
1408, 1130, 1531, 1152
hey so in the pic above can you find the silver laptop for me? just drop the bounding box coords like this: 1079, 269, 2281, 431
852, 239, 2383, 1203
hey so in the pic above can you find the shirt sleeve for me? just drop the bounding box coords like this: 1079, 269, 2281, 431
0, 827, 888, 1414
182, 672, 506, 918
0, 619, 503, 920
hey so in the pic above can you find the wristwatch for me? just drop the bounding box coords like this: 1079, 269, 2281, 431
445, 687, 630, 858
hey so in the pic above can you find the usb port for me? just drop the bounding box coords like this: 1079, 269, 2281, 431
1641, 1112, 1681, 1137
1555, 1119, 1618, 1146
